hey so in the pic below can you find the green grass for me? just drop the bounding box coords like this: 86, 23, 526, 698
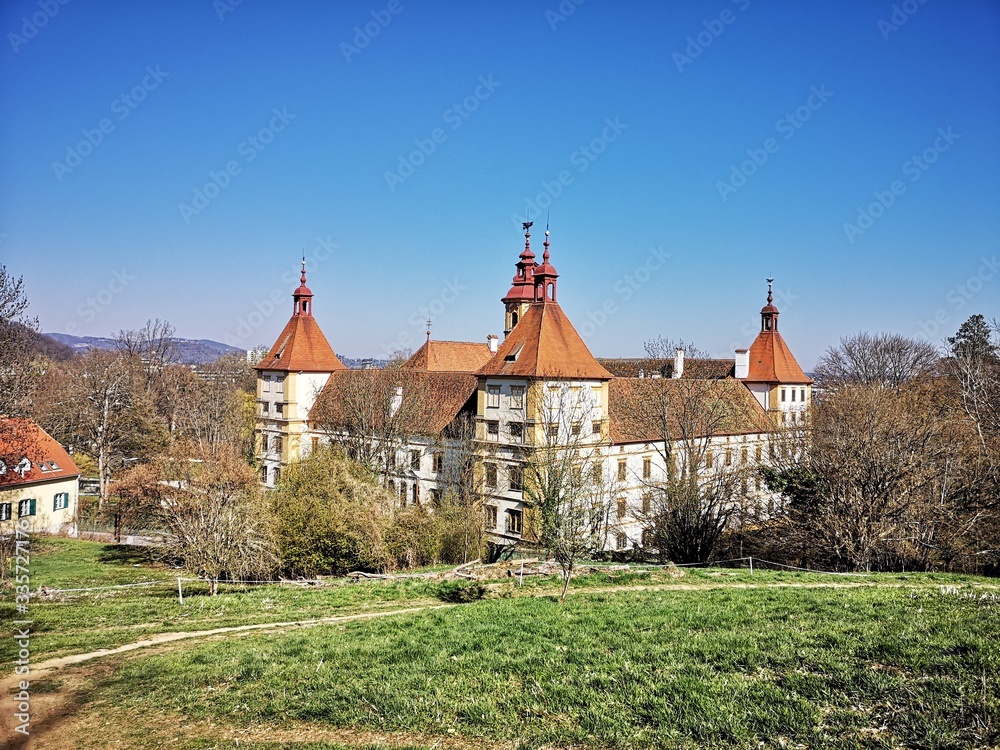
80, 584, 999, 750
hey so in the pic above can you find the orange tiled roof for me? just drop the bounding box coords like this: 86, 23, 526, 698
404, 340, 493, 373
598, 358, 736, 379
477, 302, 613, 380
256, 315, 347, 373
311, 370, 478, 436
608, 378, 773, 444
744, 331, 812, 384
0, 418, 81, 488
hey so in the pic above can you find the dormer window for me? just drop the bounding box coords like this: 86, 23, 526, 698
50, 461, 60, 470
15, 457, 31, 477
505, 343, 524, 363
40, 463, 51, 473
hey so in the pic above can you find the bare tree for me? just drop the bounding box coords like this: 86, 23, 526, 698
114, 318, 177, 378
106, 462, 165, 543
643, 336, 709, 360
522, 382, 613, 603
615, 378, 768, 564
431, 413, 491, 564
0, 264, 40, 417
158, 451, 277, 595
814, 332, 939, 390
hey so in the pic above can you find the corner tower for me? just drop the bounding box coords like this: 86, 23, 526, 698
502, 222, 539, 337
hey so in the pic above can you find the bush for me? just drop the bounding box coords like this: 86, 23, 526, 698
436, 580, 488, 603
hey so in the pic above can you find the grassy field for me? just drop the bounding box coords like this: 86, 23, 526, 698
4, 538, 1000, 749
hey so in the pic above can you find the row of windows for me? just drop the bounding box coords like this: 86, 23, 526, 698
262, 435, 283, 453
780, 387, 808, 403
484, 505, 522, 534
397, 451, 445, 473
485, 385, 525, 410
483, 463, 523, 492
0, 493, 70, 521
260, 402, 284, 416
260, 375, 286, 394
484, 420, 603, 443
261, 466, 281, 484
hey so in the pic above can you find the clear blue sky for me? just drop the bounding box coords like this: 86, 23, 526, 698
2, 0, 998, 368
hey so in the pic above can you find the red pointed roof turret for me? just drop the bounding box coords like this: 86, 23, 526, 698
502, 222, 538, 304
293, 258, 314, 317
532, 225, 559, 302
760, 277, 779, 331
742, 278, 811, 385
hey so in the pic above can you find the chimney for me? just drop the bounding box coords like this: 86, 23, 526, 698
390, 385, 403, 416
735, 349, 749, 379
487, 334, 499, 353
673, 348, 684, 379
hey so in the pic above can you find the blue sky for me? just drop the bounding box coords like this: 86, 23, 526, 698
1, 0, 998, 368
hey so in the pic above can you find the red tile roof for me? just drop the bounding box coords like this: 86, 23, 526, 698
744, 331, 812, 384
0, 418, 81, 488
608, 378, 773, 444
404, 340, 493, 373
311, 370, 479, 436
598, 358, 736, 379
477, 302, 613, 380
256, 315, 347, 373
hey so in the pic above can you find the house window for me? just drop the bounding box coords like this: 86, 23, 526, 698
509, 464, 523, 492
412, 484, 419, 505
275, 402, 284, 416
429, 489, 441, 507
725, 449, 733, 467
547, 423, 559, 438
800, 388, 806, 403
592, 420, 602, 435
262, 376, 271, 393
433, 452, 443, 473
18, 499, 36, 517
273, 467, 281, 483
261, 401, 269, 415
261, 466, 268, 483
485, 463, 498, 488
485, 505, 498, 529
642, 457, 651, 479
616, 497, 627, 519
0, 503, 11, 521
410, 450, 421, 470
486, 385, 501, 408
509, 386, 525, 410
617, 459, 627, 482
741, 446, 748, 464
49, 461, 60, 471
487, 421, 500, 442
312, 436, 319, 452
756, 445, 763, 462
616, 532, 627, 550
781, 388, 786, 402
275, 376, 285, 394
571, 422, 582, 436
275, 436, 283, 453
791, 389, 796, 402
592, 463, 602, 485
388, 480, 395, 495
509, 422, 524, 443
53, 492, 69, 511
641, 492, 651, 514
641, 528, 653, 547
706, 450, 714, 468
506, 509, 523, 535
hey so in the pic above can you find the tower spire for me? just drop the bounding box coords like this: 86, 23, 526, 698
293, 256, 314, 316
760, 277, 779, 331
426, 318, 432, 343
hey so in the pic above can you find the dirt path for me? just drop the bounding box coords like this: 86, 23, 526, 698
3, 578, 993, 749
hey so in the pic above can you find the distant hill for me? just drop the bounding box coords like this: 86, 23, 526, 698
46, 333, 244, 365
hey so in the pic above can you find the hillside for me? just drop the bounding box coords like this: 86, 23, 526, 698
46, 333, 244, 365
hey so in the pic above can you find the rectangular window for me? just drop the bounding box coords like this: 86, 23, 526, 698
781, 388, 786, 402
410, 449, 421, 470
706, 450, 714, 468
433, 452, 443, 473
547, 423, 559, 438
262, 401, 269, 415
616, 532, 627, 550
617, 459, 627, 482
642, 457, 651, 479
508, 422, 524, 443
262, 376, 270, 393
506, 509, 523, 535
412, 484, 419, 505
487, 421, 500, 442
276, 376, 285, 395
485, 463, 498, 488
485, 505, 498, 528
592, 463, 602, 485
741, 446, 748, 464
0, 503, 11, 521
18, 499, 36, 517
275, 436, 283, 453
312, 436, 319, 452
275, 402, 284, 416
261, 466, 268, 483
800, 388, 806, 402
725, 449, 733, 467
571, 422, 582, 436
641, 492, 651, 514
53, 492, 69, 511
509, 464, 523, 492
755, 445, 762, 462
616, 497, 626, 520
509, 386, 525, 410
273, 467, 281, 483
791, 389, 796, 402
486, 385, 501, 408
592, 420, 602, 435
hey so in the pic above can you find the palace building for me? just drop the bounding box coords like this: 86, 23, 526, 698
255, 224, 812, 551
